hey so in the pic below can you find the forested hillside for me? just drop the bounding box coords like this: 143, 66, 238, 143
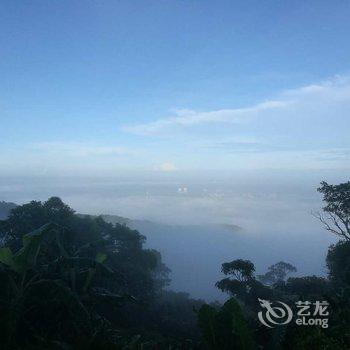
0, 181, 349, 349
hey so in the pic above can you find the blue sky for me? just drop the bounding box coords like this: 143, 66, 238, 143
1, 1, 349, 176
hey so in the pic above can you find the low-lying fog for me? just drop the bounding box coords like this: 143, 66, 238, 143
0, 169, 345, 300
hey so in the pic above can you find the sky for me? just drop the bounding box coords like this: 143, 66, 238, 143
1, 2, 349, 299
0, 0, 349, 177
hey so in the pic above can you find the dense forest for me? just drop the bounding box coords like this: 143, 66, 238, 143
0, 181, 349, 349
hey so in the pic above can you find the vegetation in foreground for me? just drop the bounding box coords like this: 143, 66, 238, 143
0, 181, 349, 349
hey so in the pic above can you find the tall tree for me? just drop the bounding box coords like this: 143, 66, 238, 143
316, 181, 350, 240
215, 259, 255, 297
258, 261, 297, 286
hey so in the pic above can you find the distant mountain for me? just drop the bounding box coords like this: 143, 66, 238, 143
0, 201, 17, 220
100, 214, 131, 226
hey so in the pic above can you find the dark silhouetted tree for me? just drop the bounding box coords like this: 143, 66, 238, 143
316, 181, 350, 240
258, 261, 297, 286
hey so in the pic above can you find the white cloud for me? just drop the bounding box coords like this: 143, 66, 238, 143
122, 100, 290, 136
2, 75, 349, 176
30, 142, 136, 157
121, 75, 350, 136
0, 142, 141, 176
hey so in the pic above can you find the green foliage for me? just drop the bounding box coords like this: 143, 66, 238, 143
0, 222, 128, 348
0, 198, 169, 300
215, 259, 256, 299
197, 298, 255, 350
0, 247, 14, 266
0, 197, 172, 349
318, 181, 350, 220
288, 326, 347, 350
1, 223, 59, 273
216, 259, 275, 313
221, 259, 255, 281
281, 276, 330, 298
265, 326, 287, 350
197, 304, 218, 348
327, 240, 350, 286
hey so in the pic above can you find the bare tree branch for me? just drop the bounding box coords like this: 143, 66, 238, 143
312, 211, 350, 240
